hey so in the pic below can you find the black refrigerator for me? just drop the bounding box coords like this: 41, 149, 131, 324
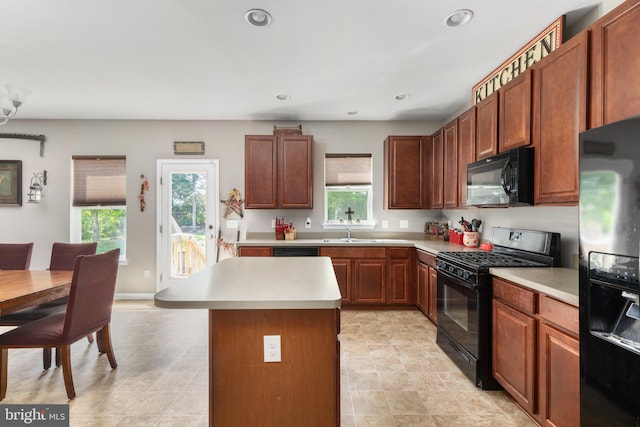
579, 116, 640, 426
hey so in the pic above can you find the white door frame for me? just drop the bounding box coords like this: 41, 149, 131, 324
156, 159, 219, 291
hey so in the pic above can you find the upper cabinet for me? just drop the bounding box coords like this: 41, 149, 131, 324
532, 31, 588, 205
384, 136, 429, 209
499, 71, 532, 153
443, 120, 458, 208
431, 129, 444, 209
457, 107, 476, 207
590, 0, 640, 127
475, 91, 499, 160
245, 134, 314, 209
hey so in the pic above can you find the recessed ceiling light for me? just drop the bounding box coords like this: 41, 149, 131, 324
445, 9, 474, 27
245, 9, 272, 27
275, 94, 291, 101
394, 94, 410, 101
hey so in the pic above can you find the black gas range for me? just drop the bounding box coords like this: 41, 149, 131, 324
435, 227, 561, 389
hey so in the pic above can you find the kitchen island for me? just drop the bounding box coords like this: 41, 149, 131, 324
154, 257, 342, 427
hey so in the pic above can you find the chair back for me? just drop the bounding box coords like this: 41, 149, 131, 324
62, 249, 120, 340
49, 242, 98, 270
0, 243, 34, 270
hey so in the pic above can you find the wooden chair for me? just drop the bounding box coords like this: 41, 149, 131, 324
0, 242, 98, 369
0, 243, 33, 270
0, 249, 120, 400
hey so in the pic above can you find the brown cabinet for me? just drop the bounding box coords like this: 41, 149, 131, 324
457, 107, 476, 207
320, 246, 414, 306
387, 247, 415, 304
384, 136, 429, 209
590, 0, 640, 128
431, 129, 444, 209
245, 134, 313, 209
416, 250, 437, 324
492, 277, 579, 425
532, 31, 588, 205
237, 246, 272, 257
499, 71, 532, 153
475, 91, 499, 160
443, 120, 458, 208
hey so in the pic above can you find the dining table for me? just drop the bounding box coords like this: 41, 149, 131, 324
0, 270, 73, 316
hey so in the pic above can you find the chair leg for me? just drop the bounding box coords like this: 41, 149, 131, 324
55, 347, 61, 367
96, 329, 105, 353
43, 348, 52, 370
60, 345, 76, 400
0, 348, 8, 401
100, 324, 118, 369
86, 333, 94, 344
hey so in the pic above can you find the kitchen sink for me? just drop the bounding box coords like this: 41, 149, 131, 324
320, 238, 406, 244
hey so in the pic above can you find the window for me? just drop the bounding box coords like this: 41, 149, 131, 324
71, 156, 126, 260
324, 154, 373, 226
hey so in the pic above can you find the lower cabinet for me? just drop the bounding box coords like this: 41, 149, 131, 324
320, 246, 415, 306
492, 277, 579, 426
237, 246, 272, 257
416, 250, 437, 324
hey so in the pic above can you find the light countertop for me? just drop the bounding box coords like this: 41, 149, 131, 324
238, 237, 579, 306
154, 257, 342, 310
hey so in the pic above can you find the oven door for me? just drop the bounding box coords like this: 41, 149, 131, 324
436, 269, 479, 357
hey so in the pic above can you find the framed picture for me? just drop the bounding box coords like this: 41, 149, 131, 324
0, 160, 22, 206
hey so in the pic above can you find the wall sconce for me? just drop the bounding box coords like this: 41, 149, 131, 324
0, 84, 30, 125
27, 170, 46, 204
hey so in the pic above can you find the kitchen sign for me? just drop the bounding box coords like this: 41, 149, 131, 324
472, 17, 564, 104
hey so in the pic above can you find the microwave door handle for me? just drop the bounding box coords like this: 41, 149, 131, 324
501, 161, 513, 194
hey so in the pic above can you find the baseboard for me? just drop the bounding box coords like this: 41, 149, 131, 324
114, 293, 154, 300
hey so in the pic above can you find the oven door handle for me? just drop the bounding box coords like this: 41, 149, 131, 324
436, 267, 479, 291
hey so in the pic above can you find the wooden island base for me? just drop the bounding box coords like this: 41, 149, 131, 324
209, 308, 340, 427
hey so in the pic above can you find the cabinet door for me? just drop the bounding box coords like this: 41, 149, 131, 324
492, 299, 536, 413
417, 262, 428, 315
245, 135, 277, 208
427, 266, 437, 325
443, 120, 458, 208
533, 31, 587, 205
590, 0, 640, 127
457, 107, 476, 207
388, 258, 411, 304
384, 136, 427, 208
475, 91, 499, 159
539, 323, 580, 427
278, 135, 313, 208
431, 129, 444, 209
353, 259, 385, 304
499, 71, 532, 152
330, 258, 352, 304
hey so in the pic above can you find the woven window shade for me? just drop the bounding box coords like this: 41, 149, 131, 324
72, 156, 126, 206
325, 154, 372, 186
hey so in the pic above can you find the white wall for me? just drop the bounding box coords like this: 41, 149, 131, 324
0, 119, 442, 293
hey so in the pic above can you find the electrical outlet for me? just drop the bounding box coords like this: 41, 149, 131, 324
143, 269, 151, 279
264, 335, 281, 363
400, 220, 409, 229
382, 220, 389, 229
271, 219, 276, 228
226, 219, 238, 229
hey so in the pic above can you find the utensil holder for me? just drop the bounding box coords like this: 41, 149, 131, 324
463, 231, 480, 248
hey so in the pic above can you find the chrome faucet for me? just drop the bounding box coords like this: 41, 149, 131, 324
346, 227, 352, 240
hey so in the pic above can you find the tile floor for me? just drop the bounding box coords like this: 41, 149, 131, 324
0, 301, 537, 426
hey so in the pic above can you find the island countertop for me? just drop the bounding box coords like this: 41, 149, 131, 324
154, 256, 342, 310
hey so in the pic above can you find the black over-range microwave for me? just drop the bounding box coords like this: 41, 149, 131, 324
466, 147, 534, 207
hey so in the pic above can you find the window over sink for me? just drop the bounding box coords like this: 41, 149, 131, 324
324, 154, 373, 228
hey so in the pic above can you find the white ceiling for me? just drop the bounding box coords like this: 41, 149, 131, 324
1, 0, 598, 122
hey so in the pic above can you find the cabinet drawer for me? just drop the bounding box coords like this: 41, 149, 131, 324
238, 247, 272, 257
416, 250, 436, 267
320, 247, 386, 259
493, 277, 537, 314
388, 247, 411, 259
540, 295, 579, 336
